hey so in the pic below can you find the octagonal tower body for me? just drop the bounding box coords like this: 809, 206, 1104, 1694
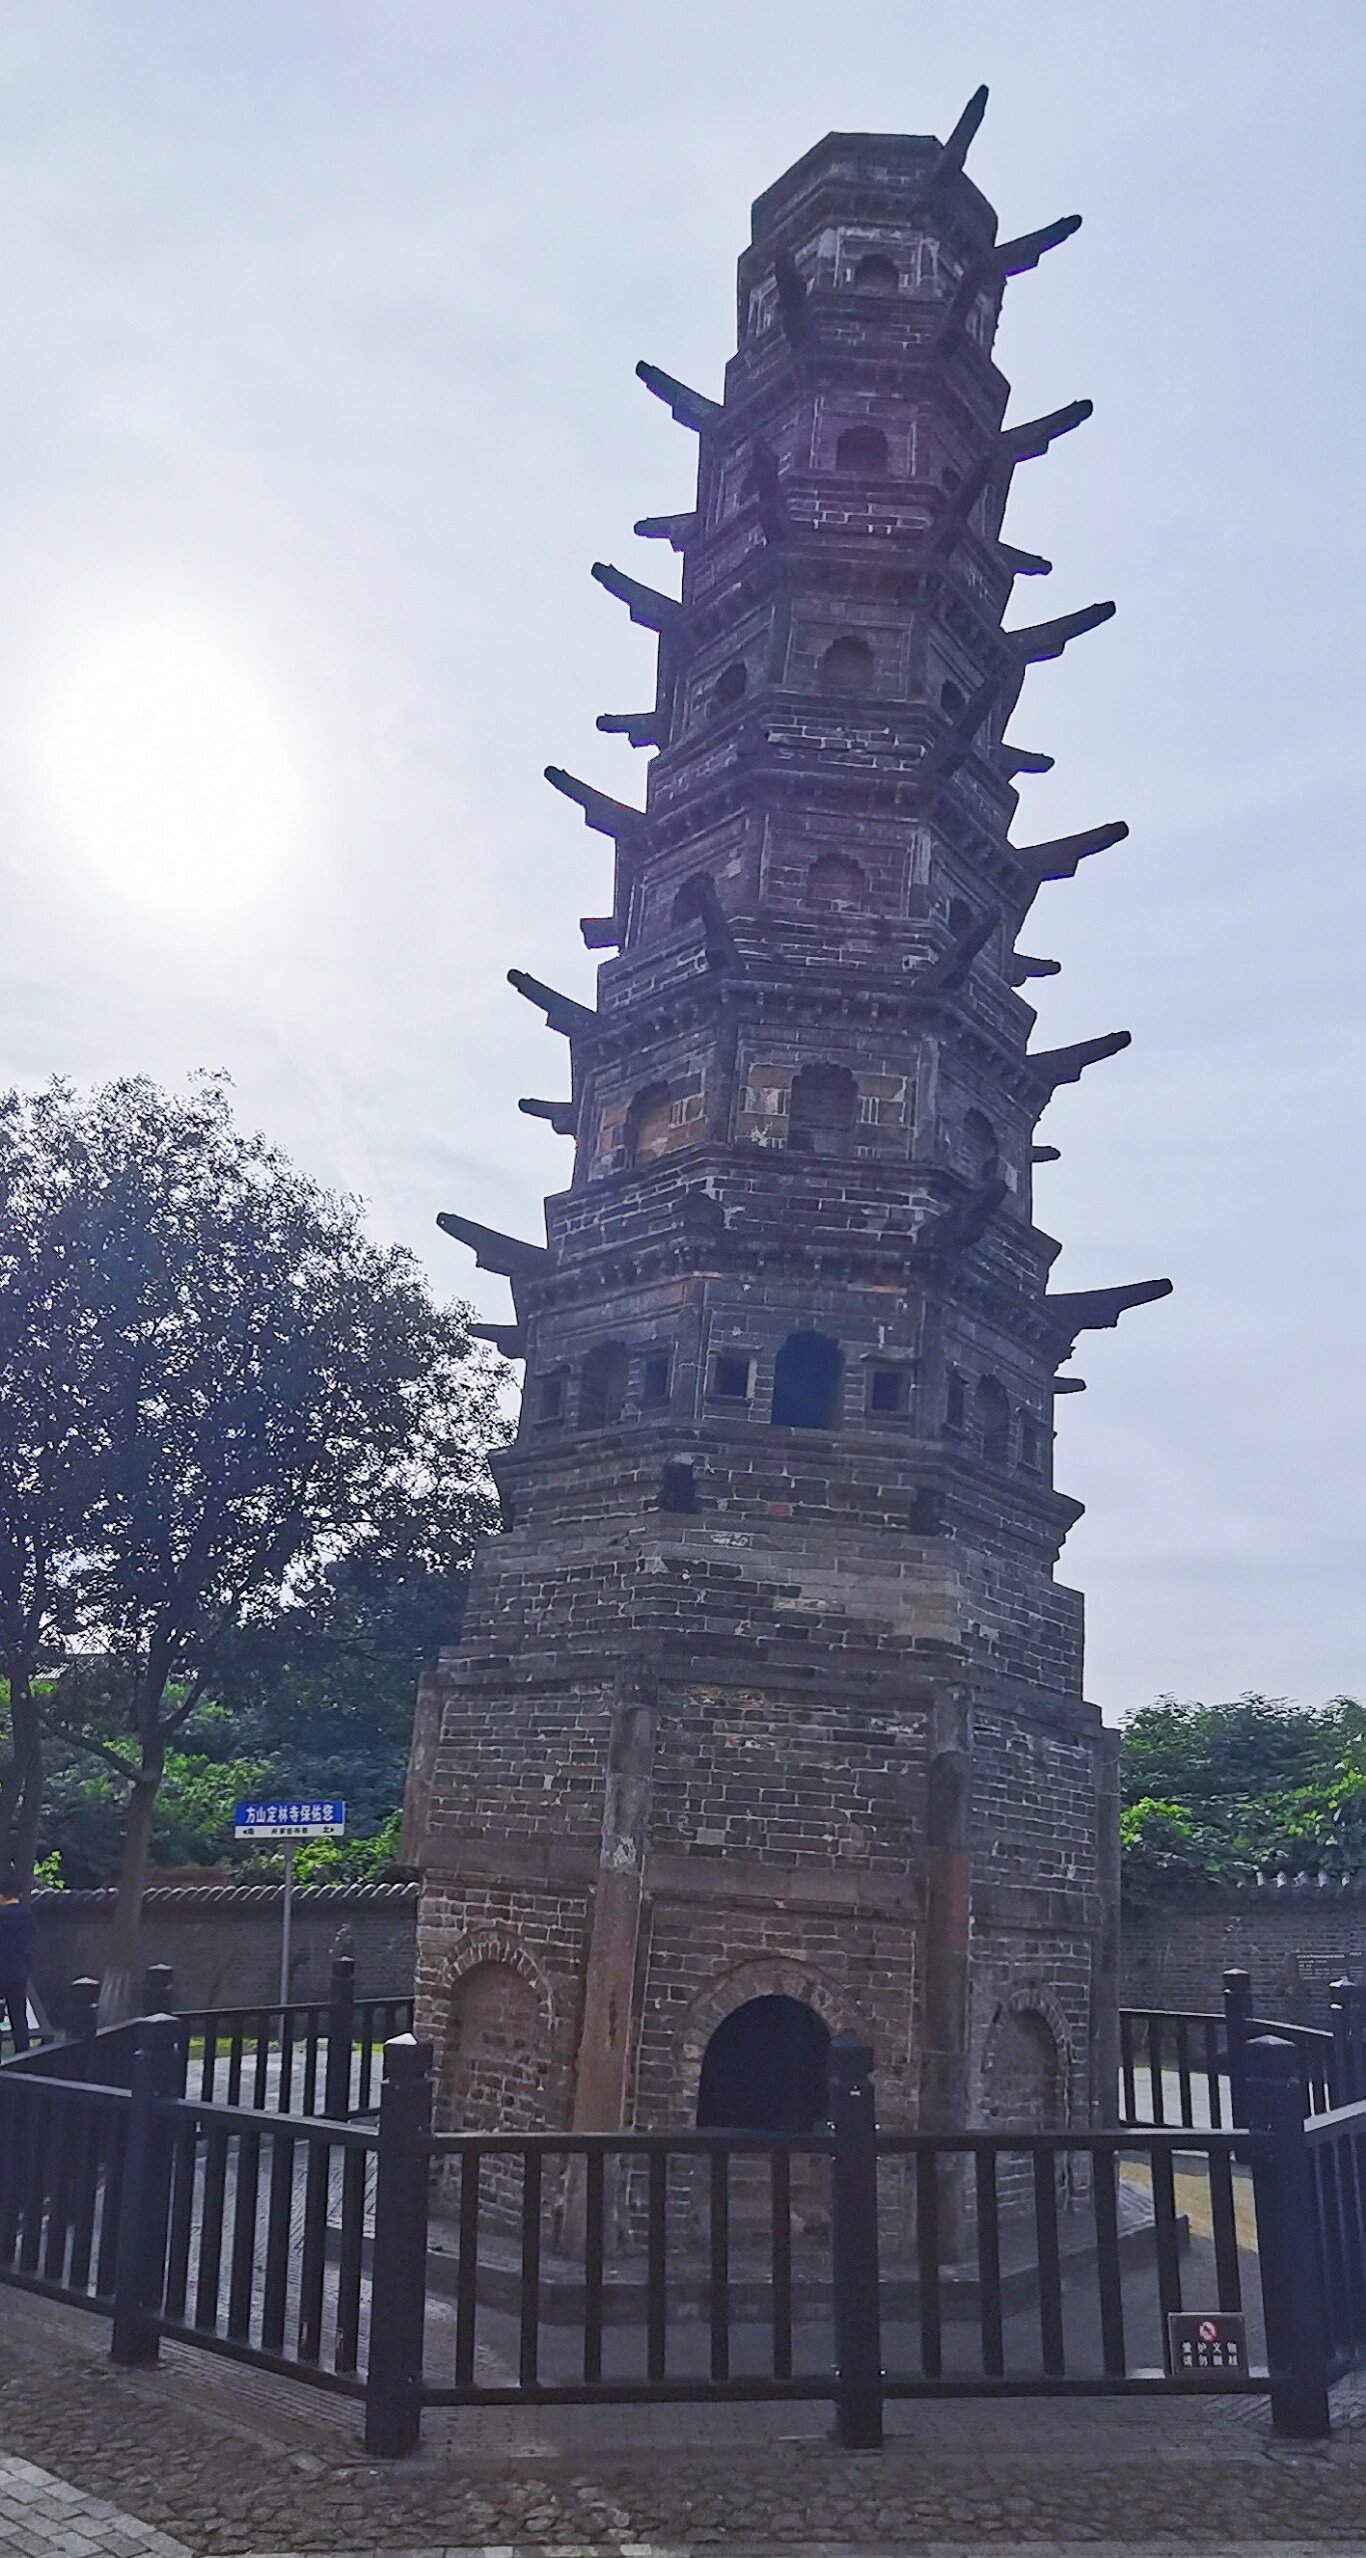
408, 116, 1163, 2144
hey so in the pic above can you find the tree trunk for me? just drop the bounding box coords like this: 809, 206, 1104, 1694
100, 1742, 164, 2023
0, 1670, 43, 1887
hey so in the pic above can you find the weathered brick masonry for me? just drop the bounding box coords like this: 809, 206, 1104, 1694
408, 111, 1167, 2142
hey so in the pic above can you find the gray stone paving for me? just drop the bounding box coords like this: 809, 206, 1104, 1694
6, 2289, 1366, 2553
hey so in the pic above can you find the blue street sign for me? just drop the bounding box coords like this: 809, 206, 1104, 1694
233, 1798, 345, 1840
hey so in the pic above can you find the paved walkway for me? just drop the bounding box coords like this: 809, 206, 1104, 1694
5, 2289, 1366, 2554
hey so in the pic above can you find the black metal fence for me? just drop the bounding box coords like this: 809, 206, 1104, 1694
8, 2017, 1366, 2453
1118, 1968, 1363, 2130
4, 1957, 412, 2119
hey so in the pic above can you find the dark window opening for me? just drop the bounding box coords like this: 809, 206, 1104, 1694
711, 658, 748, 712
624, 1081, 675, 1167
1019, 1414, 1044, 1472
963, 1108, 1000, 1182
788, 1062, 857, 1156
534, 1368, 568, 1425
806, 851, 866, 912
868, 1365, 909, 1417
939, 679, 966, 717
819, 635, 875, 698
940, 462, 961, 491
834, 423, 888, 474
672, 873, 715, 931
641, 1351, 672, 1406
696, 1995, 832, 2133
908, 1488, 942, 1534
659, 1460, 697, 1515
772, 1331, 843, 1429
977, 1374, 1011, 1465
945, 1370, 968, 1433
947, 895, 974, 936
579, 1341, 630, 1429
852, 252, 899, 293
710, 1351, 752, 1403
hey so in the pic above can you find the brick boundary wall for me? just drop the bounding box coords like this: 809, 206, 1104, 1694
1122, 1890, 1366, 2025
29, 1882, 419, 2016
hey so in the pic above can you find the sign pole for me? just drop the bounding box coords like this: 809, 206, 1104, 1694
280, 1839, 294, 2011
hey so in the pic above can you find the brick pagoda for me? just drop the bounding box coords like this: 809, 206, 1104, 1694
406, 95, 1168, 2145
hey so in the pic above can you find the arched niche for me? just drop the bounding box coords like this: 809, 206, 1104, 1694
806, 851, 866, 913
625, 1082, 675, 1168
980, 2001, 1067, 2132
834, 423, 888, 474
579, 1340, 630, 1429
976, 1373, 1011, 1465
788, 1062, 857, 1155
819, 635, 875, 699
852, 251, 899, 292
963, 1107, 1000, 1182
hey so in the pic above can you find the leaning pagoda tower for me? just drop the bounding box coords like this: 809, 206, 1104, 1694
407, 96, 1168, 2145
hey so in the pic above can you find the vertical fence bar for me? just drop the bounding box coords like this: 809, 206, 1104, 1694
708, 2150, 730, 2383
1119, 2012, 1137, 2125
770, 2148, 793, 2382
975, 2149, 1005, 2378
1092, 2146, 1127, 2376
364, 2035, 433, 2457
324, 1956, 356, 2123
1223, 1970, 1253, 2129
827, 2034, 883, 2449
454, 2148, 480, 2389
1330, 1980, 1360, 2111
110, 2016, 185, 2366
1245, 2034, 1331, 2439
583, 2147, 605, 2385
519, 2152, 543, 2390
647, 2149, 667, 2383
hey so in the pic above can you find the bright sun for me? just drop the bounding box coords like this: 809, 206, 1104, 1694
36, 613, 304, 921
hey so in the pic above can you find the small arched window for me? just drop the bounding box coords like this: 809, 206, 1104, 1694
772, 1332, 843, 1429
788, 1064, 857, 1155
659, 1460, 697, 1515
945, 1370, 968, 1433
947, 895, 974, 936
853, 252, 899, 292
579, 1341, 630, 1429
533, 1367, 568, 1425
672, 874, 713, 932
806, 851, 866, 912
940, 462, 962, 492
1019, 1413, 1044, 1473
939, 679, 966, 717
711, 658, 748, 713
819, 635, 875, 698
963, 1109, 1000, 1182
977, 1374, 1011, 1466
624, 1083, 675, 1167
834, 423, 888, 474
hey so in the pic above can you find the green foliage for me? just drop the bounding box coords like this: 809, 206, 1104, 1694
1119, 1695, 1366, 1900
0, 1072, 503, 1927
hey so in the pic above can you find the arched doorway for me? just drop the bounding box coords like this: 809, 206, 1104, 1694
696, 1994, 831, 2133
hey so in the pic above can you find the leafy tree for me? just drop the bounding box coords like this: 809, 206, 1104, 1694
0, 1093, 108, 1885
1119, 1695, 1366, 1899
2, 1073, 499, 2005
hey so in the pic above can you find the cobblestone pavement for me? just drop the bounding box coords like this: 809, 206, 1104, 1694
5, 2292, 1366, 2555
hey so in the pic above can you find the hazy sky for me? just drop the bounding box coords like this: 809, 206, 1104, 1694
1, 2, 1362, 1718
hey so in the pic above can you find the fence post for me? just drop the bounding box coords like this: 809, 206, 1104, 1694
1329, 1978, 1363, 2107
1244, 2033, 1331, 2439
110, 2015, 187, 2367
324, 1953, 356, 2122
66, 1977, 100, 2064
1223, 1969, 1253, 2126
143, 1962, 175, 2015
364, 2033, 432, 2456
827, 2032, 883, 2449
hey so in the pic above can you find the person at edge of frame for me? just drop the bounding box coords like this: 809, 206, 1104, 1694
0, 1865, 34, 2055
